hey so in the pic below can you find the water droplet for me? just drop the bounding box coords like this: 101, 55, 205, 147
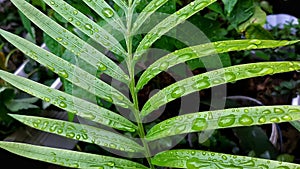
97, 62, 107, 71
247, 44, 258, 50
59, 101, 67, 108
83, 113, 96, 121
75, 21, 81, 26
193, 1, 208, 11
58, 70, 69, 78
249, 39, 262, 45
50, 1, 55, 5
186, 158, 210, 169
66, 132, 75, 138
281, 115, 292, 121
106, 161, 115, 167
84, 24, 93, 30
238, 115, 253, 126
270, 117, 280, 123
221, 155, 227, 160
224, 72, 236, 81
56, 37, 63, 42
102, 8, 114, 18
73, 10, 78, 15
175, 125, 186, 133
274, 108, 284, 114
109, 143, 117, 149
247, 67, 274, 75
178, 53, 193, 60
262, 110, 271, 114
171, 86, 185, 98
44, 97, 51, 102
190, 2, 195, 6
192, 77, 210, 90
258, 116, 266, 123
68, 17, 73, 22
218, 114, 236, 127
191, 118, 208, 131
159, 62, 169, 71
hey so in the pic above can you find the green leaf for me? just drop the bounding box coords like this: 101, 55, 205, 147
238, 6, 267, 32
5, 97, 39, 112
43, 0, 127, 59
227, 0, 254, 28
17, 10, 34, 39
136, 39, 300, 91
10, 0, 129, 83
133, 0, 217, 62
0, 29, 132, 109
0, 70, 137, 132
9, 114, 143, 153
221, 0, 238, 16
151, 149, 300, 168
0, 141, 149, 169
290, 120, 300, 132
82, 0, 126, 31
140, 61, 300, 118
146, 105, 300, 141
132, 0, 169, 34
245, 24, 274, 39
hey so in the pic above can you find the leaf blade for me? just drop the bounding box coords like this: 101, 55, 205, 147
132, 0, 169, 34
10, 0, 129, 83
136, 39, 300, 91
0, 28, 132, 109
133, 0, 217, 61
0, 70, 137, 132
146, 105, 300, 141
151, 149, 300, 168
82, 0, 127, 32
43, 0, 127, 58
10, 114, 143, 153
0, 141, 149, 169
141, 61, 300, 117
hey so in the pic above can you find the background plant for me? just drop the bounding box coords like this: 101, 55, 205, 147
0, 0, 300, 169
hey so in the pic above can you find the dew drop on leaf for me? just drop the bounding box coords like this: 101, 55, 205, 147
193, 1, 208, 11
73, 10, 78, 15
186, 157, 210, 169
84, 23, 93, 30
281, 115, 292, 121
155, 0, 167, 6
218, 114, 235, 127
102, 8, 114, 18
224, 72, 236, 81
109, 143, 117, 149
191, 118, 208, 130
58, 70, 69, 78
270, 117, 280, 123
249, 39, 262, 45
258, 116, 266, 123
192, 77, 210, 90
44, 97, 51, 102
107, 161, 115, 167
97, 62, 107, 71
68, 17, 73, 22
274, 108, 284, 114
59, 101, 67, 108
175, 125, 186, 133
159, 62, 169, 71
171, 86, 185, 98
66, 132, 75, 138
238, 114, 254, 126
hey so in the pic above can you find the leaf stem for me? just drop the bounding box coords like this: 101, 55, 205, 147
125, 4, 154, 169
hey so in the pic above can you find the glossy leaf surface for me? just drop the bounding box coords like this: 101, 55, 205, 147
146, 105, 300, 141
10, 114, 143, 152
136, 40, 300, 91
0, 70, 137, 132
141, 61, 300, 117
0, 141, 149, 169
151, 149, 300, 168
